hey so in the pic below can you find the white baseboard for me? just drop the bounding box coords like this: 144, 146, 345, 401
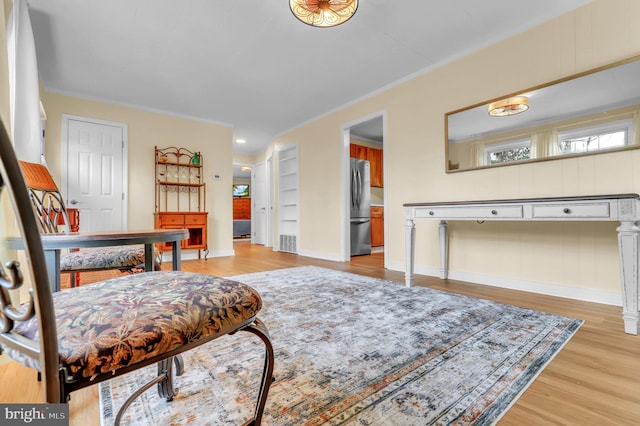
386, 261, 621, 307
161, 249, 234, 263
296, 249, 345, 262
206, 249, 235, 258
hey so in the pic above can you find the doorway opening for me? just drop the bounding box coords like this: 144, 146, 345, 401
232, 163, 252, 241
343, 113, 386, 265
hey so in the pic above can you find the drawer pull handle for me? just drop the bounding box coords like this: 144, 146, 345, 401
563, 208, 571, 214
491, 210, 498, 215
429, 211, 434, 216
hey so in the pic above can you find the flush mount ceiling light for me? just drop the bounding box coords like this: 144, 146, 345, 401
290, 0, 358, 28
488, 96, 529, 117
240, 166, 252, 172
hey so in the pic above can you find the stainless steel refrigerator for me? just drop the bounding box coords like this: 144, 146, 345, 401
350, 158, 371, 256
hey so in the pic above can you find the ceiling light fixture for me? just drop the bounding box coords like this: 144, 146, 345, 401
488, 96, 529, 117
240, 166, 252, 172
236, 139, 246, 144
290, 0, 358, 28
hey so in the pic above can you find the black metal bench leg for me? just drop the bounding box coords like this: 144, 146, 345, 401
240, 318, 275, 426
157, 357, 178, 401
113, 357, 178, 425
174, 354, 184, 376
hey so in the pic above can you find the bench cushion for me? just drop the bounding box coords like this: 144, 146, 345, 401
7, 271, 262, 379
60, 245, 161, 271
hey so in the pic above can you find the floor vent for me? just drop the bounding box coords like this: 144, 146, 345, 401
279, 235, 297, 253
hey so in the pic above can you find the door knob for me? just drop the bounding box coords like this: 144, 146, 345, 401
69, 200, 78, 205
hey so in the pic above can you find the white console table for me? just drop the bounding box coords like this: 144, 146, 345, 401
404, 194, 640, 335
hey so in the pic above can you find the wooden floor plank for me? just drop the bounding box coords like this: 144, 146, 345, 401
1, 241, 639, 425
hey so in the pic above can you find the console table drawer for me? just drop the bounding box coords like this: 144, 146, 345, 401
415, 205, 523, 219
532, 202, 611, 218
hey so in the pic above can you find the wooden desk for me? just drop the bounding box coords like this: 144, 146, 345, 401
8, 229, 188, 293
404, 194, 640, 335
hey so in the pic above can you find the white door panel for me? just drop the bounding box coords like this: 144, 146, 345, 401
65, 117, 126, 232
252, 162, 266, 245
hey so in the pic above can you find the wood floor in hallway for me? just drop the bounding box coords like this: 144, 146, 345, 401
1, 241, 639, 425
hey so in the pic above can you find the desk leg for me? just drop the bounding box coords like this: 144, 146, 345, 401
171, 241, 182, 271
439, 220, 449, 280
44, 249, 61, 293
405, 218, 415, 287
617, 220, 640, 335
144, 243, 154, 271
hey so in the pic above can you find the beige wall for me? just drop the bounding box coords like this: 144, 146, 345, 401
273, 0, 640, 304
3, 0, 640, 304
40, 92, 234, 257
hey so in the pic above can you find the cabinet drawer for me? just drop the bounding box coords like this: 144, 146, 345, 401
415, 205, 523, 219
371, 206, 384, 217
158, 214, 184, 225
531, 202, 611, 218
185, 214, 207, 225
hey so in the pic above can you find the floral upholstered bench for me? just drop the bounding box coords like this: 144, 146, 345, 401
59, 245, 161, 273
3, 271, 274, 424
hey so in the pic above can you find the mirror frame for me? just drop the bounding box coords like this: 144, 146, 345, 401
445, 55, 640, 173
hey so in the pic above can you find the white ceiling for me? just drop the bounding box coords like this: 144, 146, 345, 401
27, 0, 592, 154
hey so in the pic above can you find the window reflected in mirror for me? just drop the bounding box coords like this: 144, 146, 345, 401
446, 56, 640, 172
486, 139, 530, 165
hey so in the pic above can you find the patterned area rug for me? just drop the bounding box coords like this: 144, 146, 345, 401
99, 266, 582, 425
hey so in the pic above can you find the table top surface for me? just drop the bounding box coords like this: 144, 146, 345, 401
404, 193, 640, 208
7, 228, 189, 249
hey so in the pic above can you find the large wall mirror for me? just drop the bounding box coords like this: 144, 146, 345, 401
446, 55, 640, 172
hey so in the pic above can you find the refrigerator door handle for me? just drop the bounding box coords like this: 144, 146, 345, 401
351, 168, 356, 209
351, 218, 370, 224
356, 167, 361, 208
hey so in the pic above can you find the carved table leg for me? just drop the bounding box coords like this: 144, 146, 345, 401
439, 220, 449, 280
405, 218, 416, 287
617, 220, 640, 335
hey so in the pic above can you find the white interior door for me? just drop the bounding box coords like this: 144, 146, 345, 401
63, 116, 127, 232
266, 154, 274, 248
252, 162, 266, 245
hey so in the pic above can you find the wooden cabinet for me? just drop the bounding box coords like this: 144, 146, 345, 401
155, 146, 208, 258
350, 143, 383, 188
371, 205, 384, 247
233, 197, 251, 220
367, 147, 383, 188
154, 212, 208, 251
350, 143, 368, 160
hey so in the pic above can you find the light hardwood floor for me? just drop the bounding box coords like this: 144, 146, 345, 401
1, 241, 639, 425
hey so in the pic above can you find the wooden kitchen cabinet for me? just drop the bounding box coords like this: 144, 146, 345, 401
350, 143, 383, 188
370, 205, 384, 247
367, 147, 383, 188
350, 143, 368, 160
